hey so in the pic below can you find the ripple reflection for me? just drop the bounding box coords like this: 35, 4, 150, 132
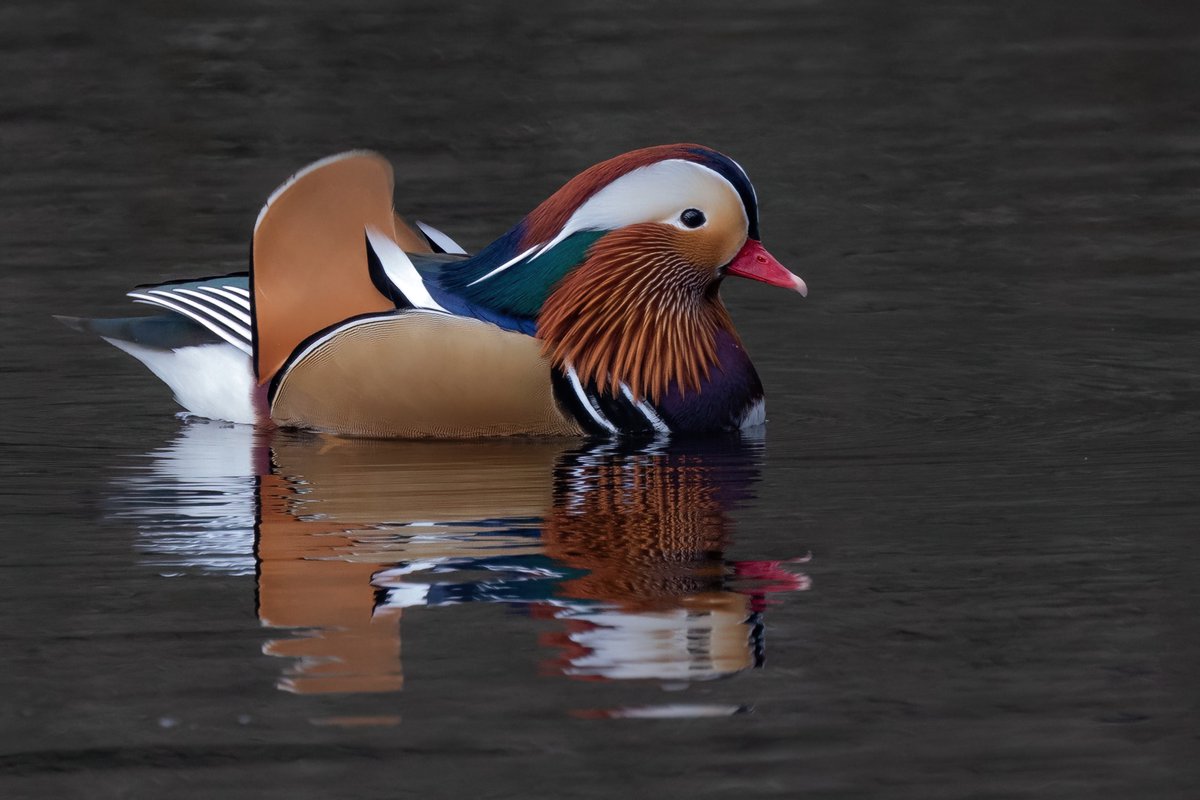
116, 420, 809, 697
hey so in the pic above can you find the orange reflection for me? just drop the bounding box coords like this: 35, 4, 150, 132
538, 443, 772, 681
256, 436, 563, 694
257, 472, 405, 694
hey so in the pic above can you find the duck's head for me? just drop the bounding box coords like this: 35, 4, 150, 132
447, 144, 806, 401
524, 143, 806, 297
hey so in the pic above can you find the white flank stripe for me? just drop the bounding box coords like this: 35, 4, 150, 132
128, 293, 253, 355
145, 289, 253, 342
364, 226, 448, 312
175, 288, 252, 326
567, 366, 616, 434
465, 244, 541, 287
223, 285, 251, 298
620, 384, 670, 434
415, 221, 468, 255
198, 285, 252, 311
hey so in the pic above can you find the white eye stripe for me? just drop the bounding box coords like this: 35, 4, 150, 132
554, 160, 747, 242
469, 159, 750, 287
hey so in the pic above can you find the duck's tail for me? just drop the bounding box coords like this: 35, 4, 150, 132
55, 312, 258, 424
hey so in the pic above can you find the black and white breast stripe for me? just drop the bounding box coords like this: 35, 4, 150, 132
551, 365, 670, 437
128, 284, 253, 355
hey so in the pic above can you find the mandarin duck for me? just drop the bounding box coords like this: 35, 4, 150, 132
58, 144, 807, 437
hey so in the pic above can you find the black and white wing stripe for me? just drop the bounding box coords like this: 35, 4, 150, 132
551, 365, 671, 437
128, 281, 253, 355
415, 221, 468, 256
365, 226, 449, 312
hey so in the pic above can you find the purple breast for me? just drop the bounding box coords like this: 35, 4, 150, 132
654, 330, 764, 433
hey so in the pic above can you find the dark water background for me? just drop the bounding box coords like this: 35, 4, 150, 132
2, 1, 1198, 797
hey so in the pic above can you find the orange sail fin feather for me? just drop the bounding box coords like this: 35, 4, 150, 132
251, 152, 432, 386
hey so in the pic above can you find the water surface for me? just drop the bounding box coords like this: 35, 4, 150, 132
2, 0, 1198, 797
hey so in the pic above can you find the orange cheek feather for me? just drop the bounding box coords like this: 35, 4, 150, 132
537, 224, 737, 402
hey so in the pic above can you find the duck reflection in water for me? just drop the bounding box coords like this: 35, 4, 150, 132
120, 421, 809, 696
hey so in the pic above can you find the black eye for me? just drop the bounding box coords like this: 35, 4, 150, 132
680, 208, 706, 228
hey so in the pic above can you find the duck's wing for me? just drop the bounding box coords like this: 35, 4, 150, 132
403, 251, 538, 336
251, 151, 437, 386
123, 273, 253, 354
269, 309, 583, 438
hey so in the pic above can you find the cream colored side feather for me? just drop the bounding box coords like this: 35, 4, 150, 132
270, 311, 583, 438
